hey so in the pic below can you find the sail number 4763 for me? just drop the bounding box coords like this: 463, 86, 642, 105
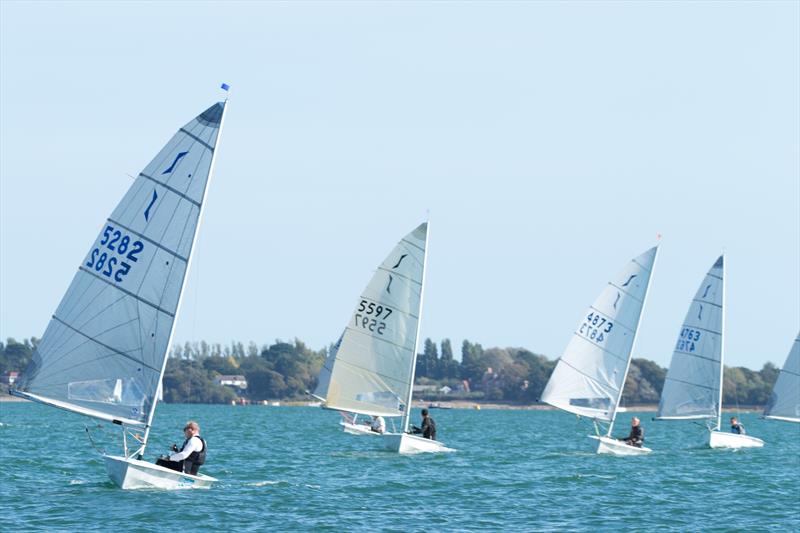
85, 225, 145, 283
353, 299, 393, 336
579, 312, 614, 343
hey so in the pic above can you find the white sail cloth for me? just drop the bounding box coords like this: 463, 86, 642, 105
314, 223, 427, 417
764, 333, 800, 422
14, 103, 226, 426
657, 256, 724, 420
540, 247, 657, 421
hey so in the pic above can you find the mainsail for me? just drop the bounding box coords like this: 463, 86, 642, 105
540, 247, 658, 423
13, 102, 227, 428
657, 256, 724, 422
314, 223, 428, 419
764, 333, 800, 423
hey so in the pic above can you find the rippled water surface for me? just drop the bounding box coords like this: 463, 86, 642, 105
1, 403, 798, 531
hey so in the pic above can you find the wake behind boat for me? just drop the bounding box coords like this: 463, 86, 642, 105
540, 246, 659, 456
313, 223, 452, 454
11, 93, 228, 489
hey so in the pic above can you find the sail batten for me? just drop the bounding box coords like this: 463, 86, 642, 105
14, 101, 226, 428
657, 256, 724, 420
540, 247, 658, 422
763, 334, 800, 423
314, 223, 428, 418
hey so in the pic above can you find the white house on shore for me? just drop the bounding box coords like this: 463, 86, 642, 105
215, 375, 248, 390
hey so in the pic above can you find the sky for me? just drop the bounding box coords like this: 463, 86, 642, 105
1, 1, 798, 370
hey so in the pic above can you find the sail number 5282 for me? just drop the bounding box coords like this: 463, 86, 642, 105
85, 225, 145, 283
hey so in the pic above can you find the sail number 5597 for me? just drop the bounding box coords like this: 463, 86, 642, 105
353, 300, 393, 336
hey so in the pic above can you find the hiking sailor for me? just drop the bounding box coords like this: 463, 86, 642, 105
156, 420, 206, 475
411, 408, 437, 440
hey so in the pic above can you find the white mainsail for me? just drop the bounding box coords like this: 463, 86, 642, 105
540, 246, 658, 427
314, 223, 428, 420
764, 333, 800, 423
13, 101, 227, 433
657, 256, 724, 423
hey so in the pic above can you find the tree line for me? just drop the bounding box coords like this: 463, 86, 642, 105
0, 336, 782, 407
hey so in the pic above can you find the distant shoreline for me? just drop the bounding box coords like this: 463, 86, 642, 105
1, 393, 763, 412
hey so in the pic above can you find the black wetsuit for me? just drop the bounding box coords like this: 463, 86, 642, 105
623, 425, 644, 447
419, 416, 436, 440
731, 423, 745, 435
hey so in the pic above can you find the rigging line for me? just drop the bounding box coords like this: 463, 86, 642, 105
85, 426, 107, 455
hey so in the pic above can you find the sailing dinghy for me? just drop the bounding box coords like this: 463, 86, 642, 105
12, 96, 228, 488
313, 223, 452, 453
656, 255, 764, 449
764, 333, 800, 424
540, 246, 658, 456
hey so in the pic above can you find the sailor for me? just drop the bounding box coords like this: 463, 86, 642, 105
155, 420, 206, 475
620, 416, 644, 447
730, 416, 746, 435
370, 415, 386, 434
411, 408, 437, 440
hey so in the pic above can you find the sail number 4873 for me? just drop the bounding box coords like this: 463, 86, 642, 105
353, 299, 393, 336
579, 312, 614, 343
85, 225, 145, 283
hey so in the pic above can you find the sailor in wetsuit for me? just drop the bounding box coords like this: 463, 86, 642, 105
730, 416, 746, 435
620, 416, 644, 447
156, 420, 207, 475
411, 408, 437, 440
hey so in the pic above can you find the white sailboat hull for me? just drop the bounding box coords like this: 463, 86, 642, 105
708, 430, 764, 449
104, 455, 217, 490
381, 433, 453, 454
340, 421, 381, 436
590, 435, 652, 456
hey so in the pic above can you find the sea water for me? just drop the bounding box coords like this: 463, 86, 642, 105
1, 403, 798, 531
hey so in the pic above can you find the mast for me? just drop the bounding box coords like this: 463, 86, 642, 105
716, 252, 726, 431
402, 221, 430, 433
606, 244, 660, 437
138, 98, 229, 457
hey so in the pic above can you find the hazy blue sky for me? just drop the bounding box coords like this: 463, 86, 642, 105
1, 1, 798, 370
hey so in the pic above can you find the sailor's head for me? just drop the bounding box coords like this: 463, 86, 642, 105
730, 417, 738, 424
183, 421, 200, 436
421, 408, 429, 417
631, 417, 640, 427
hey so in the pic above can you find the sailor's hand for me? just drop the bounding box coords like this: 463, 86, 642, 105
171, 444, 178, 452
